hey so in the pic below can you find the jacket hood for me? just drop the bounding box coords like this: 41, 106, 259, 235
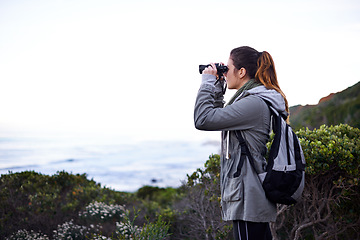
245, 85, 288, 117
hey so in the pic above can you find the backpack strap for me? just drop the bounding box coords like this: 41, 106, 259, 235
266, 101, 288, 121
234, 131, 260, 175
234, 99, 288, 176
233, 99, 277, 176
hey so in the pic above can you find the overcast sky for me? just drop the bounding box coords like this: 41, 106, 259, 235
1, 0, 359, 141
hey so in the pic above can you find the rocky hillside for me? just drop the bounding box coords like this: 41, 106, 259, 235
289, 81, 360, 130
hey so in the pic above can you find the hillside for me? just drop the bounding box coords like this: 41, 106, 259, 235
289, 81, 360, 130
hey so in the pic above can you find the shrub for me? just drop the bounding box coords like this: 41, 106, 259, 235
136, 186, 180, 208
137, 216, 171, 240
52, 219, 97, 239
6, 229, 49, 240
272, 124, 360, 240
172, 124, 360, 240
0, 171, 171, 240
171, 154, 232, 240
79, 201, 126, 223
0, 171, 131, 238
3, 124, 358, 240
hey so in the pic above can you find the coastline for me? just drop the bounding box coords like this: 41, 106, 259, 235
0, 135, 220, 192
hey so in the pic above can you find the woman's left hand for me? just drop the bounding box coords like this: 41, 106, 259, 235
202, 63, 217, 76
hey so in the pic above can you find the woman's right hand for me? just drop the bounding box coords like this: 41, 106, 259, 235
202, 63, 217, 76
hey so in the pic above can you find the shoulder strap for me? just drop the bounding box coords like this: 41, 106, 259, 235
234, 98, 288, 175
262, 99, 288, 121
234, 131, 260, 175
233, 98, 278, 175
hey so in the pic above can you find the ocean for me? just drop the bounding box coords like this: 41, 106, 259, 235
0, 132, 220, 192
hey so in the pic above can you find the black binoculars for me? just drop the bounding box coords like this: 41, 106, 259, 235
198, 63, 228, 76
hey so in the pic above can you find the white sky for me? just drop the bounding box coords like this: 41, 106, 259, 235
1, 0, 360, 141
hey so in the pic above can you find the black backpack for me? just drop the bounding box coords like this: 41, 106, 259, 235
236, 103, 306, 205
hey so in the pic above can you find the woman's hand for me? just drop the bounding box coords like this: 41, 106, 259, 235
202, 63, 217, 76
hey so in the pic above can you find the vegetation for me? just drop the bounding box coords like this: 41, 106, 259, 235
290, 81, 360, 130
272, 124, 360, 240
174, 154, 232, 239
180, 124, 360, 240
1, 124, 359, 239
0, 171, 171, 239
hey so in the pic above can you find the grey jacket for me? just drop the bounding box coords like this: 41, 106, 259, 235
194, 74, 287, 222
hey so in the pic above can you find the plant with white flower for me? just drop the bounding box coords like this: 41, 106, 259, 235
88, 234, 112, 240
114, 210, 142, 240
79, 201, 126, 222
114, 212, 171, 240
6, 229, 49, 240
52, 219, 96, 239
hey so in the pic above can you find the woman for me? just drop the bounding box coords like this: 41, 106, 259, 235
194, 46, 289, 240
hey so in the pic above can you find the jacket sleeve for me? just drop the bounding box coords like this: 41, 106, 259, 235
194, 76, 266, 131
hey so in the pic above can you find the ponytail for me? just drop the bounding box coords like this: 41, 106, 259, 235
255, 51, 289, 116
230, 47, 289, 119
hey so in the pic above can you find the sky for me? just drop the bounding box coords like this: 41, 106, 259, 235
1, 0, 360, 142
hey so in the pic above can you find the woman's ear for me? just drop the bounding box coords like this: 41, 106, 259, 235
238, 67, 247, 79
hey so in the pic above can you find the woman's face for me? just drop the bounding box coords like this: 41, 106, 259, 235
224, 58, 241, 89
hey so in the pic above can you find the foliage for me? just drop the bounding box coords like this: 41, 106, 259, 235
5, 200, 170, 240
131, 185, 182, 237
115, 210, 170, 240
171, 154, 232, 240
174, 124, 360, 239
136, 186, 180, 208
272, 124, 360, 240
2, 124, 359, 239
298, 124, 359, 178
52, 219, 98, 239
114, 209, 142, 239
187, 153, 221, 188
79, 201, 126, 223
0, 171, 170, 240
137, 216, 171, 240
6, 229, 50, 240
289, 81, 360, 130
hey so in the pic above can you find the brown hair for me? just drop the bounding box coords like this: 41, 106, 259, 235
230, 46, 289, 114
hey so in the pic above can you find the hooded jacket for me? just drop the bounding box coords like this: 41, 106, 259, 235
194, 74, 287, 222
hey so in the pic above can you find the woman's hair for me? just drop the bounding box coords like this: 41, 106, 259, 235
230, 46, 289, 114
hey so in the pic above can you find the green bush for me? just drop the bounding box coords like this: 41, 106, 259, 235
172, 154, 232, 240
6, 229, 50, 240
79, 201, 126, 223
272, 124, 360, 240
5, 203, 171, 240
52, 219, 97, 239
174, 124, 360, 240
0, 170, 132, 238
3, 194, 170, 240
2, 124, 358, 240
298, 124, 359, 179
136, 186, 182, 209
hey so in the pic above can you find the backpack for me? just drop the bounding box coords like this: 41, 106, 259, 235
236, 102, 306, 205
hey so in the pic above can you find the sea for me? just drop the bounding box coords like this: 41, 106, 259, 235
0, 131, 220, 192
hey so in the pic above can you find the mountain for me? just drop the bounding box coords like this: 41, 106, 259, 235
289, 81, 360, 130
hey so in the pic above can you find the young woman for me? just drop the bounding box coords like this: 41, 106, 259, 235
194, 46, 289, 240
